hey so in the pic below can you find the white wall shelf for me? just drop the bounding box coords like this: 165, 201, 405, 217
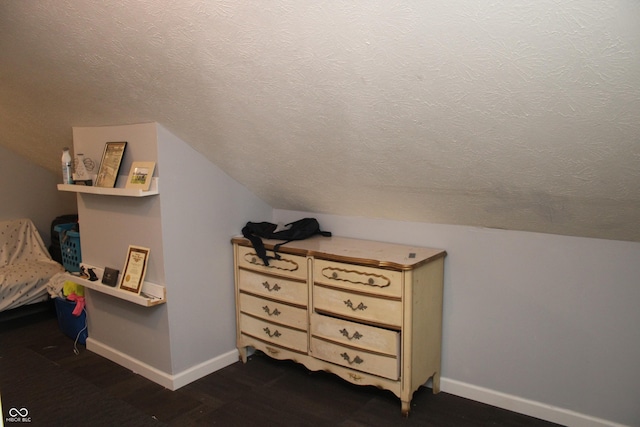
64, 264, 166, 307
57, 177, 159, 197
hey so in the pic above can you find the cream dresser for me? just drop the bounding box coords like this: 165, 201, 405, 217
232, 235, 446, 415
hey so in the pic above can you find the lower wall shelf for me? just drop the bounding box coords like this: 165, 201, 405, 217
63, 264, 166, 307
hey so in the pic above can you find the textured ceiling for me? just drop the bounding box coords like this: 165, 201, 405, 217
1, 1, 639, 242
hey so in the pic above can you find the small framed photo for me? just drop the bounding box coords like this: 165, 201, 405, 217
126, 161, 156, 191
119, 245, 150, 294
101, 267, 120, 287
95, 141, 127, 188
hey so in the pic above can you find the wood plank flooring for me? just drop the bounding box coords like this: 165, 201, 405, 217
1, 310, 562, 426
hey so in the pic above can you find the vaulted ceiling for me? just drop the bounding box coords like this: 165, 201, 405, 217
1, 1, 639, 242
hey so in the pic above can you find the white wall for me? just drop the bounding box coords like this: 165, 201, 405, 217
274, 209, 640, 427
156, 124, 272, 374
71, 123, 272, 388
0, 144, 77, 245
73, 124, 172, 372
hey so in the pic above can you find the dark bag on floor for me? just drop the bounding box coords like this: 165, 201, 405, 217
242, 218, 331, 265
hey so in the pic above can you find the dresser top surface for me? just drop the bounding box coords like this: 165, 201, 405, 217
232, 235, 446, 270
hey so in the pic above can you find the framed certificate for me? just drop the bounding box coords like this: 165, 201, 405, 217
119, 245, 150, 294
95, 141, 127, 188
125, 161, 156, 191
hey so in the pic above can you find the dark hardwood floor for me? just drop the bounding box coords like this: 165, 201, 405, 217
1, 311, 561, 426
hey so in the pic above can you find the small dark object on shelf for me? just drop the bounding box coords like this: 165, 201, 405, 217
102, 267, 120, 287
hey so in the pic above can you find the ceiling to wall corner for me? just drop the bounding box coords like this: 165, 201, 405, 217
1, 1, 639, 242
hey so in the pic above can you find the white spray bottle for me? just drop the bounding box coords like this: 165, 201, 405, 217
61, 147, 72, 184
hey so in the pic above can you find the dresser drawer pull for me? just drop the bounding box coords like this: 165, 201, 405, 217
262, 305, 281, 317
344, 299, 367, 311
322, 267, 391, 289
341, 352, 363, 365
262, 281, 281, 292
263, 327, 282, 338
339, 328, 363, 341
243, 252, 300, 272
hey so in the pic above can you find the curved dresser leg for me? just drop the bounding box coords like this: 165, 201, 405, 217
401, 400, 411, 417
238, 346, 248, 363
432, 372, 441, 394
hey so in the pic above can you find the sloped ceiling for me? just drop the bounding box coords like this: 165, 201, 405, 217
1, 1, 639, 242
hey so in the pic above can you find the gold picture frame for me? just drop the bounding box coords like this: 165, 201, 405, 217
95, 141, 127, 188
119, 245, 150, 294
125, 161, 156, 191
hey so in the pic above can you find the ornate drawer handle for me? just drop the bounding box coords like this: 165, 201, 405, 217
244, 252, 300, 272
262, 305, 281, 317
339, 328, 363, 341
263, 327, 281, 338
321, 267, 390, 289
262, 281, 281, 292
344, 299, 367, 311
341, 352, 363, 365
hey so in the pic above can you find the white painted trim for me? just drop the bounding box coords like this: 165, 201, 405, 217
86, 338, 174, 389
171, 349, 239, 390
86, 338, 238, 391
441, 378, 628, 427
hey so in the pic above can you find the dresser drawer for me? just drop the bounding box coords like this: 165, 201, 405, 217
311, 313, 399, 356
311, 337, 399, 380
237, 244, 307, 280
238, 269, 307, 306
240, 292, 308, 331
240, 314, 308, 353
314, 259, 402, 298
314, 285, 402, 329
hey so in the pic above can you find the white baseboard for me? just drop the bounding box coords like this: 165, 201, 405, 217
171, 348, 239, 390
86, 338, 239, 391
441, 378, 627, 427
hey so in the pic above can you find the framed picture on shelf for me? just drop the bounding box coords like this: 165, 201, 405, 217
119, 245, 150, 294
125, 161, 156, 191
101, 267, 120, 287
95, 141, 127, 188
